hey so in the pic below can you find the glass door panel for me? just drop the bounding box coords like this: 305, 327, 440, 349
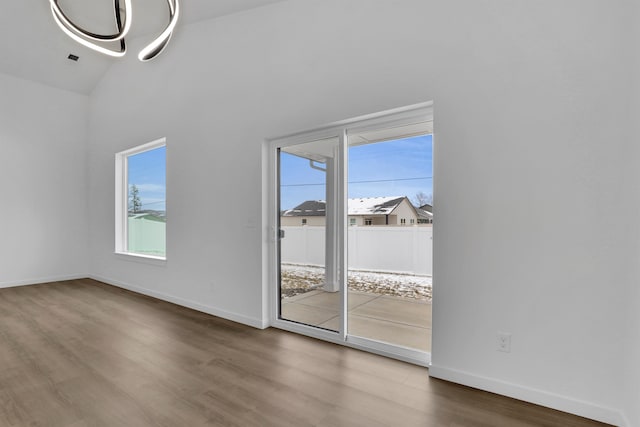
278, 137, 341, 332
346, 132, 433, 352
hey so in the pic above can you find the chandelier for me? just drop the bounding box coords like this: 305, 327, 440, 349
49, 0, 179, 62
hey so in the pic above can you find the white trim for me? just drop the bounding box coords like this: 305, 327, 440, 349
428, 364, 625, 426
347, 335, 430, 366
114, 251, 167, 266
271, 317, 342, 342
261, 142, 272, 328
0, 274, 87, 289
90, 274, 268, 329
267, 140, 279, 328
266, 101, 433, 143
339, 128, 348, 340
271, 318, 430, 366
115, 149, 127, 252
117, 137, 167, 157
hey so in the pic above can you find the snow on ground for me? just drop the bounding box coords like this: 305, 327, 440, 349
280, 264, 432, 301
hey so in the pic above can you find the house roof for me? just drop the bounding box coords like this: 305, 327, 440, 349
281, 200, 327, 217
415, 203, 433, 220
282, 196, 409, 217
348, 196, 406, 216
416, 209, 433, 220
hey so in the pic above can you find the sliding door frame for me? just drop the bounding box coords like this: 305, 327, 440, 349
267, 102, 433, 366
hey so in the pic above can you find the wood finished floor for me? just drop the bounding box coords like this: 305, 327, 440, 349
0, 279, 610, 427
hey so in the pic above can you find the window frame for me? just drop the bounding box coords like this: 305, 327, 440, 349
115, 137, 167, 261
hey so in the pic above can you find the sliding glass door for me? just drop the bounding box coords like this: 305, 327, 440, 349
278, 137, 343, 332
346, 132, 433, 354
270, 103, 433, 365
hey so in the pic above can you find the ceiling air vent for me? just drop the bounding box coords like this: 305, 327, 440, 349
67, 54, 79, 61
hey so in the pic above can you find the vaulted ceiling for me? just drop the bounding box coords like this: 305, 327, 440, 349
0, 0, 284, 94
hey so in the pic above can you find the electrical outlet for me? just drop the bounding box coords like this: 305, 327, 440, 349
497, 332, 511, 353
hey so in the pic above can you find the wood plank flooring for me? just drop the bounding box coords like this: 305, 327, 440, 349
0, 279, 610, 427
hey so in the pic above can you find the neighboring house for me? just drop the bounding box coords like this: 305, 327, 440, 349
281, 196, 427, 226
417, 203, 433, 224
280, 200, 326, 226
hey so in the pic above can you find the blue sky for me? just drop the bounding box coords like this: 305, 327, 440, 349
280, 134, 433, 210
124, 136, 432, 213
128, 146, 166, 212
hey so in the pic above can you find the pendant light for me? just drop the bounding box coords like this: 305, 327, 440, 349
50, 0, 179, 62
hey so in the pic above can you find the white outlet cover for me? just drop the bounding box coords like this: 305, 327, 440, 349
497, 332, 512, 353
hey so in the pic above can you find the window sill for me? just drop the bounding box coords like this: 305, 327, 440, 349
114, 251, 167, 266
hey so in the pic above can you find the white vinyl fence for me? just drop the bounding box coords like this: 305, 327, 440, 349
281, 226, 432, 275
128, 217, 166, 256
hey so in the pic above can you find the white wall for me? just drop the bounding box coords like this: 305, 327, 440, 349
624, 267, 640, 427
85, 1, 634, 424
622, 2, 640, 425
0, 73, 89, 287
425, 1, 633, 424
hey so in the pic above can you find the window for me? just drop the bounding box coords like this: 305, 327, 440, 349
115, 138, 166, 259
302, 218, 307, 225
401, 218, 406, 225
410, 219, 415, 224
349, 218, 356, 226
365, 218, 373, 226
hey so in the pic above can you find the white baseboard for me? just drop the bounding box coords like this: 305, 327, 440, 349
89, 275, 269, 330
428, 364, 624, 427
0, 274, 86, 289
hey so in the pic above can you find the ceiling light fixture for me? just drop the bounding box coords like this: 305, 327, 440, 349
49, 0, 179, 62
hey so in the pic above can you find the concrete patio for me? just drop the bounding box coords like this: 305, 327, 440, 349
281, 290, 432, 352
